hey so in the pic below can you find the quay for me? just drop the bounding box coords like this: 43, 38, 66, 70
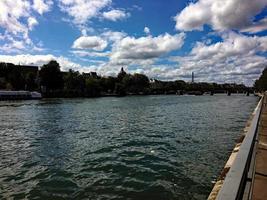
209, 92, 267, 200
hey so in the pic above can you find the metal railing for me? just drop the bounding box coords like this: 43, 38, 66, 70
216, 96, 263, 200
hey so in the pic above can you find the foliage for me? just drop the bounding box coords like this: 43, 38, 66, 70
85, 77, 102, 97
39, 60, 64, 91
0, 61, 253, 97
254, 67, 267, 92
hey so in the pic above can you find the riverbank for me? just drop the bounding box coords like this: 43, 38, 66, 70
0, 89, 255, 100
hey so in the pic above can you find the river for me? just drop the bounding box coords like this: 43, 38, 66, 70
0, 95, 258, 199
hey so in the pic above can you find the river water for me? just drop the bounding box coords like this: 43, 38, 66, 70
0, 95, 258, 200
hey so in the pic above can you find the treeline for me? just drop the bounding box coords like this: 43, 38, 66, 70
254, 67, 267, 92
0, 60, 252, 97
0, 62, 38, 91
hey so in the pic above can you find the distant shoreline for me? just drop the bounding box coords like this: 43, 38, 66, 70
0, 90, 257, 101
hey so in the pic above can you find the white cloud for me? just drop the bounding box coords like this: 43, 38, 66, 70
33, 0, 53, 15
0, 0, 52, 34
0, 0, 30, 34
72, 36, 108, 51
28, 17, 38, 30
0, 54, 55, 66
1, 31, 266, 86
175, 0, 267, 31
59, 0, 111, 24
0, 0, 52, 53
190, 32, 267, 59
110, 33, 185, 64
169, 32, 267, 85
144, 27, 150, 35
102, 9, 130, 21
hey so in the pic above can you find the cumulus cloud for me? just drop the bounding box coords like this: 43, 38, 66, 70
175, 0, 267, 31
192, 32, 267, 58
72, 36, 108, 51
0, 54, 55, 66
110, 33, 185, 64
1, 31, 266, 86
0, 0, 31, 34
71, 31, 126, 59
102, 9, 130, 21
0, 0, 52, 53
169, 32, 267, 85
59, 0, 111, 24
0, 0, 52, 34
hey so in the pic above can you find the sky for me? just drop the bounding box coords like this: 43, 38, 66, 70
0, 0, 267, 85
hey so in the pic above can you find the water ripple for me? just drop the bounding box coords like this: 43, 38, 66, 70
0, 95, 258, 199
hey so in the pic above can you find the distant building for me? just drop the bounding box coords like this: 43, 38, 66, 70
192, 72, 194, 83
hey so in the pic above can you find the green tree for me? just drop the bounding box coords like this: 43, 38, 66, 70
130, 73, 149, 93
85, 77, 101, 97
254, 67, 267, 92
64, 69, 85, 91
114, 82, 126, 96
39, 60, 63, 91
100, 76, 116, 93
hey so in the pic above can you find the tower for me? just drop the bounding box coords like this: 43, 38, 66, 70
192, 72, 194, 83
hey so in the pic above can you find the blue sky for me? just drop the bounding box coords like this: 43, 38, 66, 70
0, 0, 267, 85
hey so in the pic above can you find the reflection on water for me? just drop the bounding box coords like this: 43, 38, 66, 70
0, 95, 258, 199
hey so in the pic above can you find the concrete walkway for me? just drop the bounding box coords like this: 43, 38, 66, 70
252, 93, 267, 200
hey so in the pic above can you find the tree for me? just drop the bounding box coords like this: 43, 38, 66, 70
64, 69, 85, 91
39, 60, 63, 91
254, 67, 267, 92
85, 77, 101, 97
100, 76, 116, 93
114, 82, 126, 96
130, 73, 149, 93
